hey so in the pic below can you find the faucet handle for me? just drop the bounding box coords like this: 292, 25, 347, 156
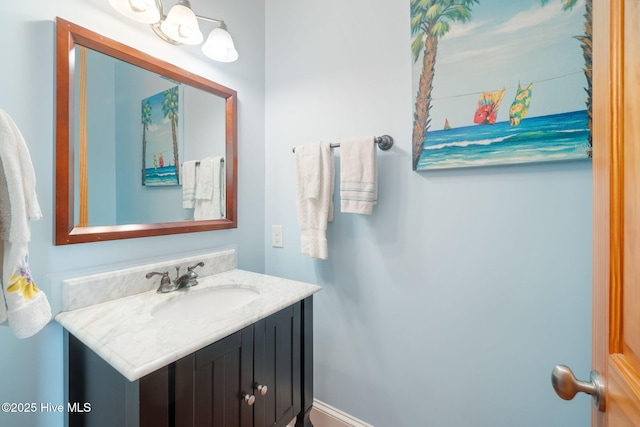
187, 262, 204, 272
186, 262, 204, 286
146, 271, 177, 293
146, 271, 169, 280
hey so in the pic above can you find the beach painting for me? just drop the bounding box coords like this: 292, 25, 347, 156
141, 86, 182, 185
410, 0, 592, 171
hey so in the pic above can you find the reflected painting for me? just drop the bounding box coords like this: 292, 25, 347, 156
142, 86, 181, 185
410, 0, 592, 170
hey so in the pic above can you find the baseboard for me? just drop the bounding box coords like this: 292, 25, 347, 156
287, 399, 373, 427
310, 399, 373, 427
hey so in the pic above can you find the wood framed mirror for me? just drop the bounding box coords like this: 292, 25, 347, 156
55, 18, 237, 245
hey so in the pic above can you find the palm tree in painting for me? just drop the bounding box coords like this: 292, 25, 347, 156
141, 100, 152, 185
410, 0, 478, 170
542, 0, 592, 156
162, 86, 180, 183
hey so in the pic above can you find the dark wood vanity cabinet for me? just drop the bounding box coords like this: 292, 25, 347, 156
253, 303, 300, 427
170, 324, 254, 427
68, 297, 314, 427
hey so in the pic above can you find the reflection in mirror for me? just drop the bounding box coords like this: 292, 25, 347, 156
56, 18, 237, 245
74, 47, 227, 226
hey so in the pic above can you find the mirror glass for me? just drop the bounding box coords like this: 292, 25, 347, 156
74, 47, 227, 226
56, 18, 237, 244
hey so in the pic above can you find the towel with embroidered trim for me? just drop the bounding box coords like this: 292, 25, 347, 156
0, 109, 51, 338
339, 136, 377, 215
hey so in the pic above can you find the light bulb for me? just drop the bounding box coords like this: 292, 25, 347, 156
108, 0, 160, 24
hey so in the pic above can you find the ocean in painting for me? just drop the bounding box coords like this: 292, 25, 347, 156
417, 110, 590, 170
145, 165, 179, 186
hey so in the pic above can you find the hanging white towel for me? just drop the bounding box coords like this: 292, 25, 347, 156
194, 156, 225, 220
0, 109, 51, 338
182, 160, 198, 209
340, 136, 377, 215
0, 158, 9, 240
294, 142, 334, 260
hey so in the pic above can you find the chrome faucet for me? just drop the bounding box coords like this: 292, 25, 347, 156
185, 261, 205, 286
146, 262, 205, 293
145, 271, 175, 293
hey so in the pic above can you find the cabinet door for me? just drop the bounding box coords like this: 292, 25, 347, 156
173, 326, 254, 427
254, 303, 301, 427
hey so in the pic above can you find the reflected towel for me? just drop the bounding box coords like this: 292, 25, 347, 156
295, 142, 334, 260
339, 136, 377, 215
182, 160, 198, 209
0, 109, 51, 338
194, 156, 225, 220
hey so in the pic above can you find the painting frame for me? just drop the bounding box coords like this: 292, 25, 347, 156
141, 85, 184, 186
410, 0, 593, 171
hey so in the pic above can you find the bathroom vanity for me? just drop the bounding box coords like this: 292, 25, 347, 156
55, 250, 320, 427
52, 19, 319, 427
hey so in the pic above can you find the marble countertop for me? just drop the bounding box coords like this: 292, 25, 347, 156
55, 269, 321, 382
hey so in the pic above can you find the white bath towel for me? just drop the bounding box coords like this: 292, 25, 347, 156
0, 109, 51, 338
182, 160, 198, 209
0, 110, 42, 240
194, 156, 225, 220
339, 136, 377, 215
0, 158, 10, 240
295, 142, 334, 259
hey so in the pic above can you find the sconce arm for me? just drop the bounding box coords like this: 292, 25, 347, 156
195, 15, 226, 29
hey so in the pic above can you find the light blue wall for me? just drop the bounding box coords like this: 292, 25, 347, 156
0, 1, 265, 426
264, 1, 592, 426
0, 0, 593, 426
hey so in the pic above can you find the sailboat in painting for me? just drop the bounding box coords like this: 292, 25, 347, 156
473, 88, 505, 125
509, 82, 533, 126
443, 118, 451, 130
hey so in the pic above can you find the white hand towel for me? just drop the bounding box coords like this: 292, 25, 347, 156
0, 109, 51, 338
295, 142, 334, 260
340, 136, 377, 215
300, 143, 321, 200
182, 160, 198, 209
194, 156, 225, 220
0, 110, 42, 241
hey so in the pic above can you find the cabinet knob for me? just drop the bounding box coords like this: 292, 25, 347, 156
256, 384, 268, 396
242, 393, 255, 406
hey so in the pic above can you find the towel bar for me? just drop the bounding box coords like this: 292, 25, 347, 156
292, 135, 393, 153
181, 158, 224, 166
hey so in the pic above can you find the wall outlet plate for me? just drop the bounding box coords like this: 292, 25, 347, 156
272, 225, 283, 248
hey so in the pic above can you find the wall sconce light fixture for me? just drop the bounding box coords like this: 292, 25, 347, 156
108, 0, 238, 62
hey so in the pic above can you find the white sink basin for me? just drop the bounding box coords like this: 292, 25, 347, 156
151, 285, 260, 321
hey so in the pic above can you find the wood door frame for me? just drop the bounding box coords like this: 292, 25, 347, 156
592, 0, 627, 426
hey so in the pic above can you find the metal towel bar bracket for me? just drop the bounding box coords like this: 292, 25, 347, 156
292, 135, 393, 153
